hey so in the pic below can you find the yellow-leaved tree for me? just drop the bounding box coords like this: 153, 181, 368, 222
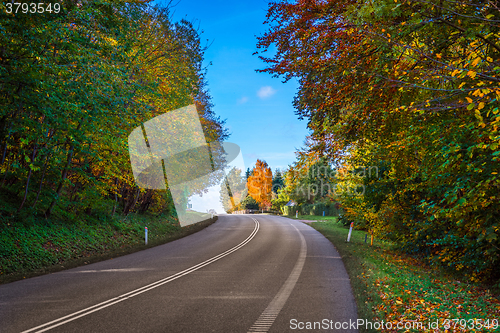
247, 159, 272, 209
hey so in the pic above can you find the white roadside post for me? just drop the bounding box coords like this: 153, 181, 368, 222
145, 227, 148, 245
295, 211, 298, 218
347, 222, 354, 242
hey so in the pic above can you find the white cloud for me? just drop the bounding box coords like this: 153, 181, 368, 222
237, 96, 249, 104
257, 86, 277, 99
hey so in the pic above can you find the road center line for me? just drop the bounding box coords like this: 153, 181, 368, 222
22, 218, 260, 333
247, 222, 307, 333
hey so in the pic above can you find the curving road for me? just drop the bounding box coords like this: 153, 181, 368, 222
0, 215, 357, 332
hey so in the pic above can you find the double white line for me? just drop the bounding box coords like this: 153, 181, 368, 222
22, 218, 260, 333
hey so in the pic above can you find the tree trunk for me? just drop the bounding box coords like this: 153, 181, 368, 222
0, 122, 12, 166
45, 144, 74, 217
18, 144, 38, 212
123, 187, 140, 216
138, 189, 153, 214
32, 153, 50, 208
45, 120, 83, 217
111, 177, 118, 216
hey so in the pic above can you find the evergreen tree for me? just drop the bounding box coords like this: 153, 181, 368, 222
272, 169, 284, 194
240, 195, 259, 210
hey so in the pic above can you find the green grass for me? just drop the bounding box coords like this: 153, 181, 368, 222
289, 215, 500, 332
294, 215, 339, 222
182, 210, 212, 223
0, 211, 217, 284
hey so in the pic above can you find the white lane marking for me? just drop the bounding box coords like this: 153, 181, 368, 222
247, 222, 307, 333
22, 218, 260, 333
72, 268, 153, 273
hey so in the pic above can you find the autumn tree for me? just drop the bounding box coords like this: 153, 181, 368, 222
257, 0, 500, 282
0, 1, 227, 222
247, 159, 273, 208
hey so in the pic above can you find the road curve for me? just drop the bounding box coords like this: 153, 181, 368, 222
0, 215, 357, 332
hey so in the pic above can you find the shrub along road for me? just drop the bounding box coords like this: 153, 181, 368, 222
299, 215, 500, 333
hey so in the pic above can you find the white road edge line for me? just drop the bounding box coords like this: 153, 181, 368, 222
247, 222, 307, 333
22, 218, 260, 333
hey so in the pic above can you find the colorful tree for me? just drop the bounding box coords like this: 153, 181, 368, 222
257, 0, 500, 282
247, 159, 273, 208
0, 1, 227, 221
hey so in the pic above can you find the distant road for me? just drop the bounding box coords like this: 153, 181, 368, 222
0, 215, 357, 332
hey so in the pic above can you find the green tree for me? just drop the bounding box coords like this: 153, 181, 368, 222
272, 169, 284, 194
245, 168, 252, 180
0, 1, 228, 223
240, 195, 259, 210
271, 188, 290, 213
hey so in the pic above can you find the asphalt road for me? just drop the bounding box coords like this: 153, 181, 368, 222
0, 215, 358, 332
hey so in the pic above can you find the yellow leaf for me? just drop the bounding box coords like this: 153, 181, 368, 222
478, 102, 485, 110
436, 53, 442, 59
466, 97, 473, 103
467, 71, 477, 78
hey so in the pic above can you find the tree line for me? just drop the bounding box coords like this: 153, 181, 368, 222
256, 0, 500, 283
220, 159, 285, 212
0, 0, 227, 222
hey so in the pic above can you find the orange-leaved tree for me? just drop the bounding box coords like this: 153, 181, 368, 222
247, 159, 273, 209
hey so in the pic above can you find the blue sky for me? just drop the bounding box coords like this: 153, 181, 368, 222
165, 0, 311, 173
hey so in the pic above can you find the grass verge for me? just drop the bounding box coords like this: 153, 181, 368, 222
289, 215, 500, 332
0, 213, 217, 285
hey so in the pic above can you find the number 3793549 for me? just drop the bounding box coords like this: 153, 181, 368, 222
4, 2, 61, 14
